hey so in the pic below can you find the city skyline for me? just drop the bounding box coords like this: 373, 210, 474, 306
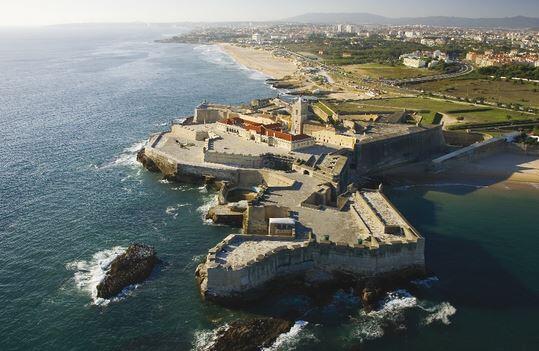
1, 0, 539, 26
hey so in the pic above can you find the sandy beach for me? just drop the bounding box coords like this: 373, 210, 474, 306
383, 151, 539, 190
218, 43, 298, 79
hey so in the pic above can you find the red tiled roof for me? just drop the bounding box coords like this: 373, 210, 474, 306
219, 116, 312, 143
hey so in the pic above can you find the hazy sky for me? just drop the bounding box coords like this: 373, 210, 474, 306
1, 0, 538, 26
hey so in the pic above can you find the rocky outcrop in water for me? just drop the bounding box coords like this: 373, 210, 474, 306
357, 267, 428, 312
208, 318, 293, 351
96, 243, 157, 299
137, 148, 160, 173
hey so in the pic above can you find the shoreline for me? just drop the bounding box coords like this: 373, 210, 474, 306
382, 151, 539, 191
217, 43, 298, 80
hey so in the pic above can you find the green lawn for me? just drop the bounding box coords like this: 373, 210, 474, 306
412, 76, 539, 109
330, 97, 538, 124
343, 63, 437, 80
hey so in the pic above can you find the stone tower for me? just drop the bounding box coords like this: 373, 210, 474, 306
291, 97, 308, 135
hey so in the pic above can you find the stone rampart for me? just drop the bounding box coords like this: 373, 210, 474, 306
429, 134, 513, 172
356, 125, 445, 175
443, 130, 490, 147
200, 236, 424, 299
204, 150, 264, 168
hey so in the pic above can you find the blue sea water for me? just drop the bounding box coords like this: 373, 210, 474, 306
1, 25, 538, 350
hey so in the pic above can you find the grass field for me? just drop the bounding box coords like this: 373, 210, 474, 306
411, 76, 539, 108
343, 63, 437, 80
329, 97, 538, 124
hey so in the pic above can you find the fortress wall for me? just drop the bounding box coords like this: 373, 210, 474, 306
204, 150, 265, 168
356, 126, 445, 174
443, 130, 490, 146
171, 125, 208, 141
204, 240, 425, 297
259, 170, 296, 188
177, 163, 240, 183
144, 146, 270, 187
430, 136, 509, 172
194, 108, 227, 124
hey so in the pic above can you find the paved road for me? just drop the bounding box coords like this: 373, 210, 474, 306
385, 63, 474, 86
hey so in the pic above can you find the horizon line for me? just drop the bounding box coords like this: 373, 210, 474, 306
1, 12, 538, 28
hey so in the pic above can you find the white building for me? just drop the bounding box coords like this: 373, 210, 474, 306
403, 57, 427, 68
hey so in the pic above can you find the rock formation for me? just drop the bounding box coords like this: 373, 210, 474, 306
137, 148, 160, 173
208, 318, 293, 351
96, 243, 158, 299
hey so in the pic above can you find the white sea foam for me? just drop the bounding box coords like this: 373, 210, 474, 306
352, 289, 417, 342
421, 302, 457, 325
192, 324, 230, 351
194, 45, 236, 67
194, 44, 271, 81
262, 320, 313, 351
165, 203, 189, 219
183, 254, 207, 272
197, 194, 218, 224
96, 140, 147, 170
66, 246, 127, 305
159, 179, 171, 184
351, 289, 456, 342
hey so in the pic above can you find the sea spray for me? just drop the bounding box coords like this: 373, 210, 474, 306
197, 193, 219, 225
192, 324, 230, 351
165, 203, 189, 219
66, 246, 127, 305
94, 139, 148, 170
350, 289, 456, 342
421, 302, 457, 325
262, 321, 315, 351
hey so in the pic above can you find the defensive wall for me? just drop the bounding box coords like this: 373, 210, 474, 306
356, 125, 446, 174
429, 132, 519, 172
204, 150, 294, 170
144, 145, 297, 188
198, 234, 424, 299
442, 130, 491, 147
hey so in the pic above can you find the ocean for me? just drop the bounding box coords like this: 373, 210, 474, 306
1, 24, 538, 350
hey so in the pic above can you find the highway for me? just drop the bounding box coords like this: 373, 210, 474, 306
385, 63, 474, 86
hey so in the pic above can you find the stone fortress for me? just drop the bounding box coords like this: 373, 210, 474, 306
138, 95, 448, 301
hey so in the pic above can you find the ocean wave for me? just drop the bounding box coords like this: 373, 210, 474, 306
262, 320, 314, 351
96, 140, 147, 170
193, 45, 236, 67
421, 302, 457, 326
351, 289, 416, 342
171, 185, 188, 191
192, 324, 229, 351
165, 203, 189, 219
197, 194, 218, 224
350, 289, 456, 342
194, 44, 271, 81
66, 246, 128, 305
183, 254, 206, 272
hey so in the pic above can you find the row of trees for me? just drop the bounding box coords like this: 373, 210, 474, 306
479, 65, 539, 80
